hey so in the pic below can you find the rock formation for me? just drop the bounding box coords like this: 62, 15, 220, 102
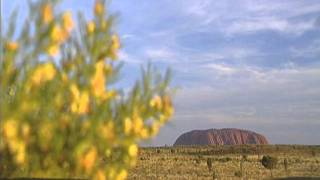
174, 128, 268, 146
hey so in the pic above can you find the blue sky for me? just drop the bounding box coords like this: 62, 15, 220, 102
3, 0, 320, 145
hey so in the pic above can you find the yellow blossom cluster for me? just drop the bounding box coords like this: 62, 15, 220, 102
110, 34, 121, 60
87, 21, 95, 34
122, 96, 174, 141
42, 3, 74, 57
70, 84, 90, 115
31, 62, 56, 86
150, 95, 174, 123
81, 147, 97, 173
6, 41, 19, 51
94, 1, 104, 16
91, 61, 106, 97
42, 4, 53, 24
1, 0, 174, 179
100, 121, 115, 141
2, 119, 27, 165
90, 61, 117, 102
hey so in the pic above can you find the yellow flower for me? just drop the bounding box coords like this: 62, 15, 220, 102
95, 169, 106, 180
94, 1, 104, 15
163, 95, 174, 117
91, 61, 106, 98
3, 119, 18, 139
102, 89, 117, 100
70, 84, 80, 100
47, 44, 60, 57
70, 84, 90, 115
31, 63, 56, 85
44, 63, 56, 80
6, 41, 19, 51
51, 25, 67, 43
128, 144, 138, 158
78, 91, 90, 114
42, 3, 53, 24
100, 121, 115, 141
62, 11, 74, 32
150, 95, 162, 110
159, 114, 168, 124
140, 128, 149, 139
110, 34, 120, 60
150, 121, 161, 137
116, 169, 128, 180
61, 72, 68, 83
15, 142, 26, 165
165, 106, 174, 118
132, 116, 143, 135
124, 118, 132, 135
70, 84, 80, 113
82, 147, 97, 173
87, 21, 95, 34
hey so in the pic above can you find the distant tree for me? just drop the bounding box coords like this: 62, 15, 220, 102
261, 155, 278, 177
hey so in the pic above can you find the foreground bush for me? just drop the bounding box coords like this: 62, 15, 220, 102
0, 0, 174, 179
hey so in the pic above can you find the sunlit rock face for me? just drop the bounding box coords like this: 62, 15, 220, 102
174, 128, 269, 146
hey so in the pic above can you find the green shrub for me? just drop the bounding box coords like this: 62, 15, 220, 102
234, 170, 242, 178
261, 155, 278, 177
225, 157, 232, 162
195, 158, 201, 164
242, 155, 248, 161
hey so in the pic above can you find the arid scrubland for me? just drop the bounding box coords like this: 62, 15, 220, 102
129, 145, 320, 179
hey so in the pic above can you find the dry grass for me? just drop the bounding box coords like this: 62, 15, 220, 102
129, 145, 320, 179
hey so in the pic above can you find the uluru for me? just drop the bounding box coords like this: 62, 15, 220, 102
173, 128, 269, 146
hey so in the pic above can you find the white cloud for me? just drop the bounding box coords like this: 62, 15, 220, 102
121, 34, 135, 40
111, 0, 320, 145
178, 0, 320, 35
226, 18, 314, 35
174, 66, 320, 126
118, 50, 143, 64
144, 48, 176, 61
290, 39, 320, 58
204, 63, 237, 75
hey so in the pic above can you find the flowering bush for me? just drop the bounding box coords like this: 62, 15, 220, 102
0, 0, 174, 179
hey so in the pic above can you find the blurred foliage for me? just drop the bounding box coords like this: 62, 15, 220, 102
0, 0, 174, 179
